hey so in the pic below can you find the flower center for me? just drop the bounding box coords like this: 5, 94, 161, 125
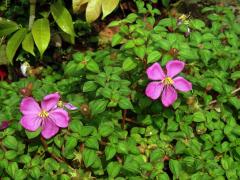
38, 110, 49, 118
163, 77, 173, 85
57, 100, 64, 108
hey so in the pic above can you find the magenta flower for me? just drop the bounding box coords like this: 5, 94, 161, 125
20, 92, 70, 139
56, 101, 78, 110
145, 60, 192, 107
0, 121, 9, 130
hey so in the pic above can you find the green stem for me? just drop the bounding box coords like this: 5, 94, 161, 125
28, 0, 36, 30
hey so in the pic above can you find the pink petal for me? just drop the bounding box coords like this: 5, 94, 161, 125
41, 92, 60, 111
145, 82, 164, 100
64, 103, 78, 110
146, 63, 165, 80
173, 77, 192, 92
41, 119, 59, 139
166, 60, 185, 78
20, 97, 41, 115
161, 86, 178, 107
20, 115, 41, 131
49, 108, 69, 128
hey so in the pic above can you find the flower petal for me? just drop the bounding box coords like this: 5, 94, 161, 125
146, 62, 165, 80
41, 119, 59, 139
20, 97, 41, 115
64, 103, 78, 110
49, 108, 69, 128
41, 92, 60, 111
166, 60, 185, 78
161, 86, 178, 107
145, 82, 164, 100
20, 115, 41, 131
173, 76, 192, 92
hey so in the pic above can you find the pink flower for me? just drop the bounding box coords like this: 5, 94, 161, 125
56, 101, 78, 110
20, 92, 70, 139
0, 121, 9, 130
145, 60, 192, 107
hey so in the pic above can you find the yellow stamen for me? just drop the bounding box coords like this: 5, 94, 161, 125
163, 77, 174, 85
38, 110, 49, 118
57, 100, 64, 108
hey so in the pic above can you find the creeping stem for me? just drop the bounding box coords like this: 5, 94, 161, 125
28, 0, 36, 30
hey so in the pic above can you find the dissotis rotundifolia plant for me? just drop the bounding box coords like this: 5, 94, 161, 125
145, 60, 192, 107
1, 1, 240, 179
20, 92, 71, 139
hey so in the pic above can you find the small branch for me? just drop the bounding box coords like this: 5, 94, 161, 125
209, 87, 240, 105
232, 87, 240, 95
122, 109, 127, 129
40, 137, 66, 164
28, 0, 36, 30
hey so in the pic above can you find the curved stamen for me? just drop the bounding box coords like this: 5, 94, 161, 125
162, 77, 174, 85
38, 110, 49, 118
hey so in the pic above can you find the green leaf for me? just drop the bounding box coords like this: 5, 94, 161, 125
30, 167, 41, 179
158, 39, 171, 51
25, 128, 41, 139
190, 19, 205, 30
161, 0, 169, 7
118, 97, 133, 109
83, 148, 97, 167
228, 97, 240, 110
150, 149, 164, 162
112, 33, 123, 47
117, 142, 128, 154
193, 112, 206, 122
6, 28, 27, 63
169, 159, 181, 178
89, 99, 108, 116
65, 136, 78, 150
99, 122, 114, 137
6, 162, 18, 178
231, 71, 240, 80
105, 145, 116, 160
107, 162, 121, 178
44, 158, 60, 171
134, 46, 145, 59
0, 19, 19, 37
5, 150, 17, 160
122, 58, 137, 71
51, 0, 75, 37
85, 136, 99, 150
147, 51, 162, 64
102, 0, 119, 19
32, 18, 50, 57
3, 135, 18, 150
86, 0, 102, 23
83, 81, 97, 92
86, 60, 100, 73
22, 33, 35, 56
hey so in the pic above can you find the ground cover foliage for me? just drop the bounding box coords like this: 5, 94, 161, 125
1, 0, 240, 179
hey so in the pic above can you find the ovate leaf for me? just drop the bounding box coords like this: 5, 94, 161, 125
102, 0, 119, 19
73, 0, 89, 13
32, 18, 50, 57
51, 0, 75, 37
6, 28, 27, 63
22, 33, 35, 56
0, 45, 8, 65
86, 0, 102, 23
0, 19, 19, 37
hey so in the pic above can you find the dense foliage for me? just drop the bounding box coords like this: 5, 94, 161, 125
1, 0, 240, 179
